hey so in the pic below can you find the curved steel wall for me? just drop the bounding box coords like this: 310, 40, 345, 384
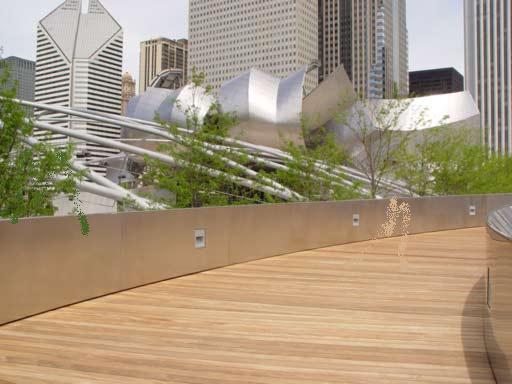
2, 194, 512, 326
486, 206, 512, 383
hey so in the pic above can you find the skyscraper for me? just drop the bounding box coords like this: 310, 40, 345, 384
465, 0, 511, 155
0, 56, 35, 114
409, 68, 464, 97
188, 0, 319, 93
138, 38, 188, 94
121, 72, 136, 116
319, 0, 408, 99
35, 0, 123, 173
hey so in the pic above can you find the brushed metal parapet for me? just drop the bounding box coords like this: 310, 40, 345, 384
2, 194, 512, 326
486, 205, 512, 383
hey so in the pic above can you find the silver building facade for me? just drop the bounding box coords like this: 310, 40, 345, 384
35, 0, 123, 174
188, 0, 319, 93
465, 0, 511, 154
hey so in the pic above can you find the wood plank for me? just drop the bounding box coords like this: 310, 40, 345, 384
0, 228, 494, 383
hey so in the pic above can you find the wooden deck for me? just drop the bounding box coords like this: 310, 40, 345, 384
0, 228, 494, 383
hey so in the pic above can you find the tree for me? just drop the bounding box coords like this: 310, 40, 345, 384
143, 71, 273, 207
0, 63, 89, 234
338, 96, 419, 198
142, 70, 362, 207
394, 124, 512, 196
271, 127, 362, 201
144, 104, 268, 208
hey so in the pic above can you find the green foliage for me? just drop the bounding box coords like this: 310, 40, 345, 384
144, 69, 511, 204
144, 109, 267, 207
338, 96, 419, 198
142, 70, 361, 208
0, 64, 89, 234
144, 71, 268, 208
77, 209, 90, 236
272, 128, 361, 201
475, 155, 512, 194
394, 126, 512, 196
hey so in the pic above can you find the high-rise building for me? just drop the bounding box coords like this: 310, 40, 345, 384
35, 0, 123, 174
138, 38, 188, 94
0, 56, 35, 114
121, 72, 136, 116
409, 68, 464, 97
188, 0, 319, 93
319, 0, 408, 99
465, 0, 511, 155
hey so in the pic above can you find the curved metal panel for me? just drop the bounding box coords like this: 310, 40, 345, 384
276, 67, 307, 124
123, 88, 176, 149
126, 88, 175, 123
127, 66, 308, 148
246, 68, 280, 122
302, 65, 356, 130
171, 84, 215, 128
486, 205, 512, 383
124, 85, 215, 149
328, 91, 481, 154
218, 72, 251, 119
126, 85, 214, 128
372, 91, 480, 132
219, 67, 306, 147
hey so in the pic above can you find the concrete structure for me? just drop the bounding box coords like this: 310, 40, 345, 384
319, 0, 408, 98
188, 0, 319, 94
121, 72, 135, 116
35, 0, 123, 174
409, 68, 464, 97
465, 0, 511, 154
138, 38, 188, 94
0, 56, 35, 114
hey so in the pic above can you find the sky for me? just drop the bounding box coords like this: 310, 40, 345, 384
0, 0, 464, 88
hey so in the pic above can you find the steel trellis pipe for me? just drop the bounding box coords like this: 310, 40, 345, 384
30, 119, 300, 201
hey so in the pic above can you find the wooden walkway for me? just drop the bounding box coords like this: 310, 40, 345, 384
0, 228, 494, 383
